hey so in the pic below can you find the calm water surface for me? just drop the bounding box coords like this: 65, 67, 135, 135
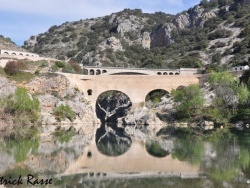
0, 125, 250, 188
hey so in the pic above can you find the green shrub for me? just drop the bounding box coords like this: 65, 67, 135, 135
55, 61, 66, 68
53, 104, 76, 122
53, 126, 76, 143
208, 29, 232, 40
4, 87, 40, 124
146, 140, 169, 157
4, 61, 26, 75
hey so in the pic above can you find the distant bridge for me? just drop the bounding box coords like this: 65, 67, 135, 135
0, 49, 39, 57
83, 66, 203, 76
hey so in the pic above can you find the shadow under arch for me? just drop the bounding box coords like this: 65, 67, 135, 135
95, 90, 132, 157
145, 89, 170, 109
95, 90, 132, 123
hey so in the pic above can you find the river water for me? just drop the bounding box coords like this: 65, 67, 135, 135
0, 125, 250, 188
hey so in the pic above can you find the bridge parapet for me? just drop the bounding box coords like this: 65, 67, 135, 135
83, 66, 203, 76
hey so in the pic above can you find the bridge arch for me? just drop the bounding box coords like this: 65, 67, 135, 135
3, 52, 9, 55
89, 69, 95, 75
12, 53, 16, 55
102, 70, 107, 74
145, 89, 170, 108
96, 69, 101, 75
95, 90, 132, 123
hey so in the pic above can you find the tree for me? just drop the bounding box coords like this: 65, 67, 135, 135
172, 84, 204, 120
209, 72, 250, 120
4, 60, 26, 75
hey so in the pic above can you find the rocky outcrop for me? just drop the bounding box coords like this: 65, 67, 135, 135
150, 24, 174, 48
0, 76, 16, 98
174, 6, 218, 29
26, 74, 94, 125
98, 36, 124, 51
141, 32, 151, 48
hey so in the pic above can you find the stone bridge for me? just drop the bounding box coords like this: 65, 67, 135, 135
83, 66, 203, 76
0, 49, 39, 57
61, 73, 201, 109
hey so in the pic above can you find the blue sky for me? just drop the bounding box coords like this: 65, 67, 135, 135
0, 0, 201, 46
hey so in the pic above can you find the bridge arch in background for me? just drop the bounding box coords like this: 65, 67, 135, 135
96, 69, 101, 75
145, 89, 170, 109
89, 69, 95, 75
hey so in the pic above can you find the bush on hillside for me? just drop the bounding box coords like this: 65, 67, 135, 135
4, 61, 26, 75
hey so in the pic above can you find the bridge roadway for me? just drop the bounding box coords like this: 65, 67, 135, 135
61, 73, 201, 109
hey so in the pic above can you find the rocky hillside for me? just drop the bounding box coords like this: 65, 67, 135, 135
0, 35, 25, 51
24, 0, 250, 71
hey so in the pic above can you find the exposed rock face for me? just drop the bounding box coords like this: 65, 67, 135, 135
0, 76, 16, 98
24, 35, 37, 46
25, 74, 94, 125
98, 36, 123, 51
150, 24, 173, 48
112, 15, 144, 37
173, 5, 218, 29
141, 32, 151, 49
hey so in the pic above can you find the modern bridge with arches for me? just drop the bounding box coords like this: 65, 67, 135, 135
61, 73, 201, 110
83, 66, 203, 76
0, 49, 39, 57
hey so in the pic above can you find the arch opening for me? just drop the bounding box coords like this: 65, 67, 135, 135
175, 72, 180, 75
19, 53, 23, 56
110, 72, 147, 75
169, 72, 173, 75
145, 89, 170, 109
102, 70, 107, 74
96, 69, 101, 75
87, 89, 93, 96
163, 72, 168, 75
89, 69, 94, 75
95, 90, 132, 156
157, 72, 162, 75
12, 53, 16, 55
3, 52, 9, 55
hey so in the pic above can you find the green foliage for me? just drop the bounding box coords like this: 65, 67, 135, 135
211, 52, 222, 63
55, 61, 66, 68
178, 56, 202, 68
208, 29, 232, 40
172, 129, 204, 165
4, 87, 40, 124
145, 89, 168, 106
172, 84, 204, 120
62, 37, 70, 43
209, 72, 250, 122
146, 140, 169, 157
53, 126, 76, 143
53, 104, 76, 122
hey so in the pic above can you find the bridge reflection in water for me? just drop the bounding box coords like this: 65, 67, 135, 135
63, 141, 199, 178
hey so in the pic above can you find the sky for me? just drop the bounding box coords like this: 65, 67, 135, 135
0, 0, 201, 46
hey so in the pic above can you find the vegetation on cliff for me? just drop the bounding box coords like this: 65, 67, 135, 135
1, 87, 40, 125
171, 71, 250, 126
23, 0, 250, 71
